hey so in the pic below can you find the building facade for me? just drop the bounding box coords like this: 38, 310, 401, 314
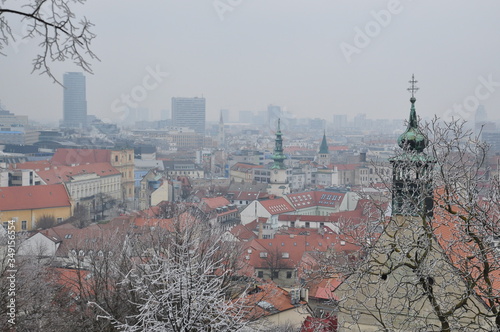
62, 72, 87, 128
171, 97, 206, 135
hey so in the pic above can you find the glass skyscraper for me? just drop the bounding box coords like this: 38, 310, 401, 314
62, 72, 87, 128
171, 97, 206, 135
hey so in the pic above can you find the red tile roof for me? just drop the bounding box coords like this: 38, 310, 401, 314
329, 146, 349, 151
231, 162, 263, 170
230, 223, 257, 242
287, 191, 345, 209
201, 196, 231, 210
10, 160, 51, 170
432, 196, 500, 306
230, 191, 269, 201
241, 283, 307, 321
35, 162, 120, 184
260, 198, 295, 215
0, 184, 71, 211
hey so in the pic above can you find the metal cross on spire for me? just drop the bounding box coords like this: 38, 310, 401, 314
407, 74, 419, 98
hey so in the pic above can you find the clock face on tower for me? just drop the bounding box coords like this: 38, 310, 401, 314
274, 170, 278, 174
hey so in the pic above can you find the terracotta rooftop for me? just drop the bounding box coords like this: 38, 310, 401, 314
230, 222, 258, 242
229, 191, 269, 201
35, 162, 120, 184
260, 197, 295, 215
241, 283, 307, 321
0, 184, 71, 211
287, 190, 345, 209
201, 196, 231, 211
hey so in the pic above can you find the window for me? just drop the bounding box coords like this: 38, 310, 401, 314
57, 218, 63, 223
286, 271, 293, 279
257, 271, 264, 278
115, 155, 118, 162
282, 252, 289, 258
305, 222, 310, 228
290, 221, 295, 228
21, 220, 27, 230
273, 271, 279, 279
259, 252, 268, 258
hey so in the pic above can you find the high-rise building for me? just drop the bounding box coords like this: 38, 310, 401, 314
171, 97, 206, 135
62, 72, 87, 128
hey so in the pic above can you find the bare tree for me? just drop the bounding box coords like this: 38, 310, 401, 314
333, 111, 499, 331
91, 208, 249, 331
262, 246, 286, 281
0, 233, 72, 331
0, 0, 97, 81
35, 214, 56, 229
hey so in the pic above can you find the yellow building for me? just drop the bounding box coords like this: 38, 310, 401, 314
51, 148, 135, 201
0, 184, 72, 232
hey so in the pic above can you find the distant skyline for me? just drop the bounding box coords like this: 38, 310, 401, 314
1, 1, 500, 125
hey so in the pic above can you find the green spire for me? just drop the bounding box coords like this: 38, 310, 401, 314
397, 75, 427, 153
319, 130, 329, 154
271, 119, 286, 169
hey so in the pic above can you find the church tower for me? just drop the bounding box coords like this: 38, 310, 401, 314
268, 119, 290, 196
334, 75, 493, 331
317, 130, 330, 166
390, 75, 435, 217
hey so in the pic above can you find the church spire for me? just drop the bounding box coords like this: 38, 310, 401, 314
271, 119, 286, 169
397, 74, 427, 153
319, 130, 329, 154
391, 75, 435, 217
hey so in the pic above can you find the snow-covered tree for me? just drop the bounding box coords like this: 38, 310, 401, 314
334, 96, 500, 331
93, 210, 249, 331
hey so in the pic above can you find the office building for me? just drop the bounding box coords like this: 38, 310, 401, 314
171, 97, 206, 135
62, 72, 87, 128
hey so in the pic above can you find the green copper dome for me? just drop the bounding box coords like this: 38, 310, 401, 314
397, 96, 427, 153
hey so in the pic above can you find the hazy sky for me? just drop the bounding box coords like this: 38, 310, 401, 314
1, 0, 500, 125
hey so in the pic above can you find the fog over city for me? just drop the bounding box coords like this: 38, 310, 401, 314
1, 0, 500, 124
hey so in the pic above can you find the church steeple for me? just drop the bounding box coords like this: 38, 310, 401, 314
268, 119, 290, 196
397, 75, 427, 153
390, 75, 435, 217
271, 119, 286, 170
319, 130, 329, 154
318, 130, 330, 166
